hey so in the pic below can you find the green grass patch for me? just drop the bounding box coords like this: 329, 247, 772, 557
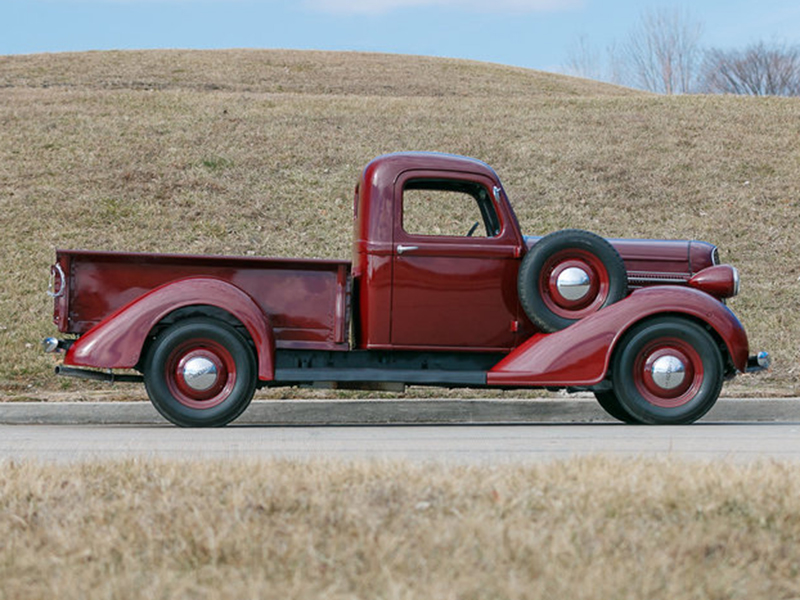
200, 155, 233, 172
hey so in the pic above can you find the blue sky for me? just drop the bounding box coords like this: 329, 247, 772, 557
3, 0, 800, 73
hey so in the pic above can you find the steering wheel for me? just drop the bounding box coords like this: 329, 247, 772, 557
466, 221, 480, 237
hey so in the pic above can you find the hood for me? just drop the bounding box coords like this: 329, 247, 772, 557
524, 236, 718, 285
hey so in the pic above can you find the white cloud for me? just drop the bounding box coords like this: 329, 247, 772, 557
305, 0, 583, 15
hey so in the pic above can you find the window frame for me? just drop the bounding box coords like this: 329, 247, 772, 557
399, 177, 503, 240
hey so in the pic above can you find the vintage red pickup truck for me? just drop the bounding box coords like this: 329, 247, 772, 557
44, 152, 768, 426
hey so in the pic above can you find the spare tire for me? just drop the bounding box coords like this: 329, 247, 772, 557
518, 229, 628, 332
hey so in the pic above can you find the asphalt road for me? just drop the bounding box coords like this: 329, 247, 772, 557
3, 422, 800, 463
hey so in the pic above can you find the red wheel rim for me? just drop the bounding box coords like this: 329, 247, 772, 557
633, 337, 704, 408
164, 339, 237, 409
538, 249, 610, 319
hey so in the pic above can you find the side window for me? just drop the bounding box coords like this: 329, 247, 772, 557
402, 179, 501, 238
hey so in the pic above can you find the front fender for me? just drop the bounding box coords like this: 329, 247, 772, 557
65, 277, 276, 381
488, 286, 749, 387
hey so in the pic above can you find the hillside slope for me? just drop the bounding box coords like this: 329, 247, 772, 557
0, 49, 796, 395
0, 49, 640, 97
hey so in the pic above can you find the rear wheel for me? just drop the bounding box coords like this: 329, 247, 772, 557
143, 318, 257, 427
611, 317, 723, 425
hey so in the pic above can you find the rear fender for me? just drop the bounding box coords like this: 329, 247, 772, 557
65, 277, 276, 381
488, 286, 749, 387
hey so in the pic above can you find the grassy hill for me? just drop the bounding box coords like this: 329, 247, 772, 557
0, 49, 797, 397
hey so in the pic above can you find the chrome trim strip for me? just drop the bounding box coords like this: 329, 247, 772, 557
628, 275, 690, 284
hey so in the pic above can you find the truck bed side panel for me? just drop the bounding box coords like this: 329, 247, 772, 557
57, 250, 351, 351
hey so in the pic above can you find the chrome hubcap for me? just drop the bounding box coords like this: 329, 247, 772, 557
556, 267, 591, 301
181, 357, 219, 392
649, 355, 686, 390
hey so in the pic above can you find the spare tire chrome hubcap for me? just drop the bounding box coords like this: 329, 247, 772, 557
556, 267, 591, 301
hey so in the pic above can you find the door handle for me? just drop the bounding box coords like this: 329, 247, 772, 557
396, 245, 419, 255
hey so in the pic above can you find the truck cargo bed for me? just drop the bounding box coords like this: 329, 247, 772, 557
52, 250, 351, 351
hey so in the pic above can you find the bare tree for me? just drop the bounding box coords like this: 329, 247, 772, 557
701, 42, 800, 96
614, 8, 703, 94
562, 36, 626, 87
564, 34, 603, 81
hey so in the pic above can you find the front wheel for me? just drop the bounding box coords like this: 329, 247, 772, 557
611, 317, 724, 425
143, 318, 257, 427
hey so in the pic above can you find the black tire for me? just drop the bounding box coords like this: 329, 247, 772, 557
143, 318, 257, 427
594, 389, 639, 424
518, 229, 628, 332
611, 317, 724, 425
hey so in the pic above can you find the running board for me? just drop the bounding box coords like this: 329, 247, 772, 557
273, 367, 487, 388
55, 366, 144, 383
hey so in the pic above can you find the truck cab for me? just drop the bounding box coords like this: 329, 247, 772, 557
353, 153, 528, 352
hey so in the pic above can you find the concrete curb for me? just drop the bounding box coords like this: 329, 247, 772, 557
1, 398, 798, 425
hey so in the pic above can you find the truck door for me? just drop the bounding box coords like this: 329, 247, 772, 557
390, 171, 522, 350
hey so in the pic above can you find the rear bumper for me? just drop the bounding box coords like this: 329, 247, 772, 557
746, 351, 770, 373
42, 337, 73, 353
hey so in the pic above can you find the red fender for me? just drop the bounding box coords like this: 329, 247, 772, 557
488, 286, 749, 387
65, 277, 276, 381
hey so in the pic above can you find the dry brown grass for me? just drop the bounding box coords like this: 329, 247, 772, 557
0, 49, 638, 98
0, 49, 797, 396
2, 457, 800, 599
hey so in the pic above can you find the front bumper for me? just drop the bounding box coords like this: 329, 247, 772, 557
746, 351, 770, 373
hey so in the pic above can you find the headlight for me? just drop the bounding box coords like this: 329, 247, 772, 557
688, 265, 739, 299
